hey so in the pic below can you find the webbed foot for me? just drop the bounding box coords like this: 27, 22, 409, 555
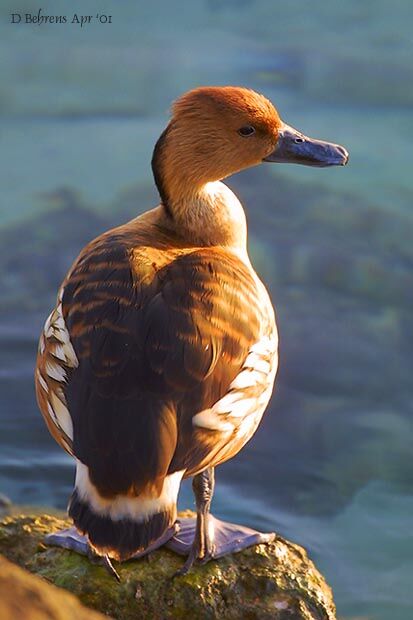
45, 527, 89, 555
169, 514, 274, 575
45, 528, 121, 579
45, 523, 179, 580
44, 517, 273, 578
172, 513, 216, 576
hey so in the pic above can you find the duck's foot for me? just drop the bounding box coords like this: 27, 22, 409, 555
44, 522, 179, 579
45, 529, 122, 580
45, 517, 273, 575
45, 523, 178, 558
168, 514, 275, 574
45, 527, 90, 556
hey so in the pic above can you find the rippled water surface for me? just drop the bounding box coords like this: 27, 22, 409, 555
1, 2, 413, 618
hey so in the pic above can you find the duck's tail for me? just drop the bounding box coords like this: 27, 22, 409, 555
68, 462, 183, 560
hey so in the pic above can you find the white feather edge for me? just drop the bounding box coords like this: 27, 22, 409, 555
49, 391, 73, 439
40, 288, 78, 443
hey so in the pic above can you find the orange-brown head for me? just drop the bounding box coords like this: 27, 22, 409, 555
152, 85, 348, 210
171, 87, 283, 177
153, 87, 282, 205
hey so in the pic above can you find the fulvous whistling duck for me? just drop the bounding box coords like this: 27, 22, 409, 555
36, 86, 348, 578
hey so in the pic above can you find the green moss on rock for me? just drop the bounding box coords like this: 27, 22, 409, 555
0, 512, 336, 619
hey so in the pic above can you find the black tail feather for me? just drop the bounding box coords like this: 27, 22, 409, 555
68, 489, 176, 560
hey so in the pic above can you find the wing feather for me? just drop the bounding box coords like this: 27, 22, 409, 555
36, 224, 277, 495
35, 288, 78, 455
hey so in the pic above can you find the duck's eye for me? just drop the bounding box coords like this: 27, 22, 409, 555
294, 137, 305, 144
238, 126, 256, 137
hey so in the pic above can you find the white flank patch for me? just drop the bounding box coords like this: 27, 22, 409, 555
236, 416, 257, 441
213, 391, 241, 413
42, 298, 78, 370
38, 334, 45, 355
249, 335, 277, 356
36, 369, 49, 393
230, 369, 263, 390
44, 312, 52, 334
224, 397, 257, 418
52, 343, 68, 362
192, 409, 234, 433
247, 358, 271, 374
75, 461, 185, 522
49, 391, 73, 439
39, 287, 79, 448
45, 360, 66, 382
54, 312, 66, 331
193, 333, 278, 438
47, 401, 57, 424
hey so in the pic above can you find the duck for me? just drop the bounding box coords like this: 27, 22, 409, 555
35, 86, 348, 577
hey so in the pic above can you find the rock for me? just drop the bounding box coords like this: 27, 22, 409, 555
0, 511, 336, 620
0, 554, 108, 620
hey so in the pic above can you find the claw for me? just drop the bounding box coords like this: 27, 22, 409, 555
87, 546, 121, 582
173, 544, 199, 577
102, 555, 121, 582
46, 527, 122, 581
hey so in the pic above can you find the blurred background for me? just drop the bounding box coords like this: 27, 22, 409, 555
1, 1, 412, 618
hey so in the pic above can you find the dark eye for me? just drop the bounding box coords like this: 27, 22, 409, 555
238, 126, 255, 137
294, 137, 305, 143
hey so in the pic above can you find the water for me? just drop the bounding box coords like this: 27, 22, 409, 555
1, 2, 413, 618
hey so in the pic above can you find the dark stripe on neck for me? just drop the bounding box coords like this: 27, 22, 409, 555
151, 125, 173, 218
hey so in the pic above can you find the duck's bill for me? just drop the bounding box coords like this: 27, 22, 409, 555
263, 123, 349, 167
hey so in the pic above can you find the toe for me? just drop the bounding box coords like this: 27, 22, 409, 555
45, 527, 89, 556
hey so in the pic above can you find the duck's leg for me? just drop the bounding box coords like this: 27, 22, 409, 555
169, 467, 275, 575
174, 467, 216, 576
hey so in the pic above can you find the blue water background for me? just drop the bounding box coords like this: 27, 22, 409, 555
1, 2, 413, 618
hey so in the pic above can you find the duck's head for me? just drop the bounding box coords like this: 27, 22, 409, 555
152, 86, 348, 206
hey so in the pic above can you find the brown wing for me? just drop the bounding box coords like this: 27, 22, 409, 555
36, 225, 271, 496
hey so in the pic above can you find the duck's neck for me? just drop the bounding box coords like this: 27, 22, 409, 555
164, 181, 248, 250
151, 125, 248, 252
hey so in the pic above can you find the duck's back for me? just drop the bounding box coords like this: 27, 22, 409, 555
35, 216, 277, 558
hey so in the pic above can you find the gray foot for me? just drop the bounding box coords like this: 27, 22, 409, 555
45, 517, 273, 563
45, 523, 179, 559
167, 515, 275, 559
45, 527, 89, 555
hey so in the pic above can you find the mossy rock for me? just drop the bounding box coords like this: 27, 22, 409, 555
0, 511, 336, 619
